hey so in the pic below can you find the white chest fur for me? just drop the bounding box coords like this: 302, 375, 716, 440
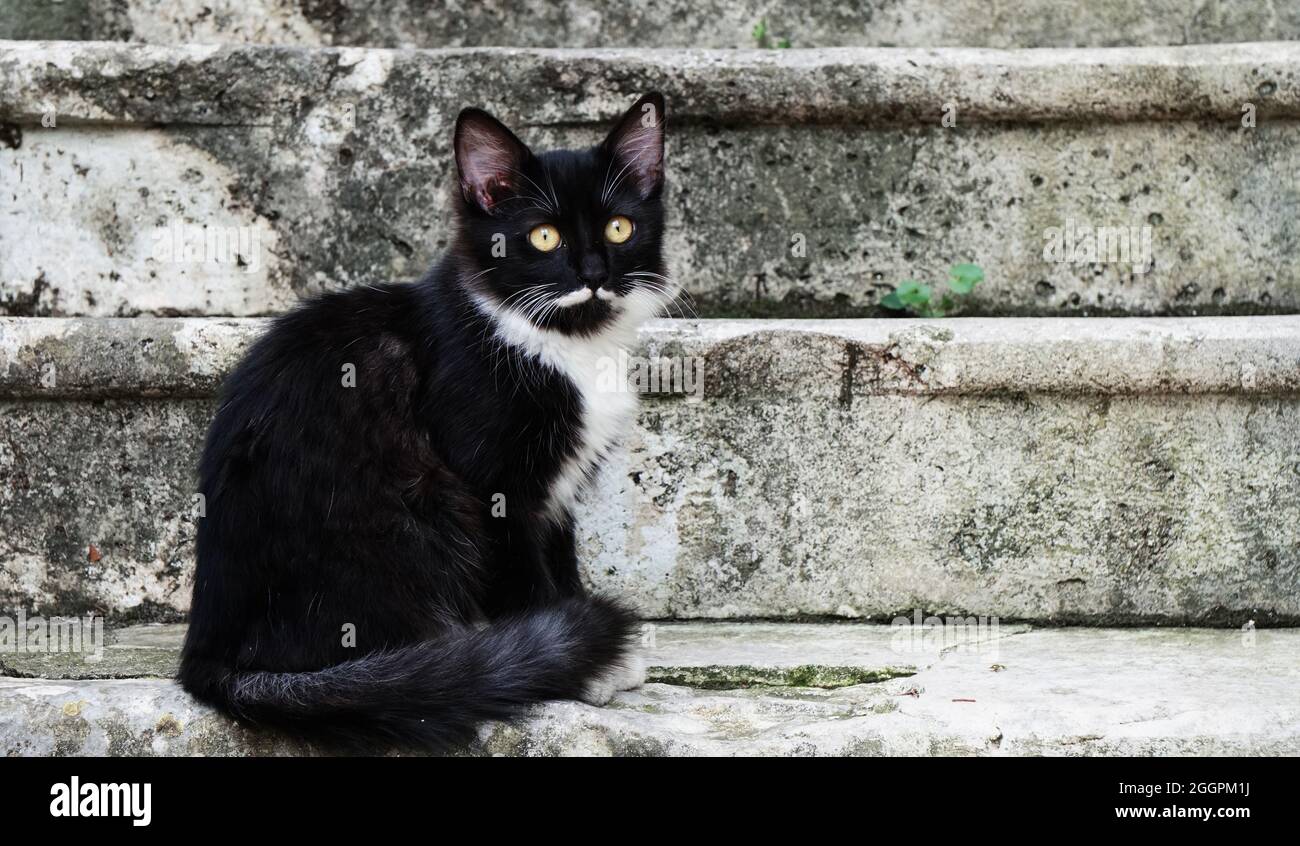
475, 295, 642, 522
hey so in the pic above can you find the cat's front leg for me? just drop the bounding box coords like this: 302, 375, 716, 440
544, 515, 648, 703
543, 515, 586, 598
481, 511, 579, 615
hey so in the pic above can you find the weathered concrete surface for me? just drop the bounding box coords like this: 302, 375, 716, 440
0, 317, 259, 398
4, 0, 1300, 49
0, 622, 185, 679
2, 42, 1299, 317
2, 316, 1298, 624
0, 620, 979, 680
7, 316, 1300, 398
2, 624, 1296, 756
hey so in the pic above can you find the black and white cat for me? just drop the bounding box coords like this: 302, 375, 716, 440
179, 94, 674, 751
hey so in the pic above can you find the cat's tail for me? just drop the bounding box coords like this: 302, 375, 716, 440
181, 595, 641, 753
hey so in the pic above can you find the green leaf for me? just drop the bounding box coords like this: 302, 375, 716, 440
880, 291, 905, 310
752, 18, 768, 44
948, 263, 984, 295
895, 280, 932, 307
776, 37, 792, 48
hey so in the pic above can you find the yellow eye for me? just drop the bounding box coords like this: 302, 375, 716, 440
528, 224, 561, 252
604, 215, 633, 244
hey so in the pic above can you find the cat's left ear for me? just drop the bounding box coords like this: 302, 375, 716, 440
602, 92, 666, 200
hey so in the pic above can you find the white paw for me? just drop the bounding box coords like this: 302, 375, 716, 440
579, 651, 647, 706
611, 649, 647, 691
579, 675, 618, 706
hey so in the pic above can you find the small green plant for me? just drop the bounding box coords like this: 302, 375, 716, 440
752, 19, 792, 48
880, 263, 984, 317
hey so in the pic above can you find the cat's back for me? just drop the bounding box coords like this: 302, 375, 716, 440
200, 281, 431, 490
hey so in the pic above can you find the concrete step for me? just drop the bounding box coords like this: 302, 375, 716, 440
3, 315, 1298, 624
2, 622, 1296, 755
5, 0, 1300, 49
2, 41, 1298, 317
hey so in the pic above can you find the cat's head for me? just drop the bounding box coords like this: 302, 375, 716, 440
452, 93, 673, 337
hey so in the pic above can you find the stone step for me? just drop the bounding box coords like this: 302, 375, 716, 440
2, 41, 1298, 318
3, 315, 1298, 624
4, 0, 1299, 49
1, 622, 1296, 755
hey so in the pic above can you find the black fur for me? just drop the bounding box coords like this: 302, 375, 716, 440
179, 94, 670, 752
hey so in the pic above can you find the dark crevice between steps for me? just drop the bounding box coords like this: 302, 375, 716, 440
693, 299, 1300, 320
0, 654, 918, 691
0, 655, 179, 681
646, 664, 915, 690
640, 607, 1298, 628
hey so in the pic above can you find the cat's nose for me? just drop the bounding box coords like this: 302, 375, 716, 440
578, 254, 607, 290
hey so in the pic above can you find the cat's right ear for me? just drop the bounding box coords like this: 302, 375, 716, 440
454, 108, 531, 214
